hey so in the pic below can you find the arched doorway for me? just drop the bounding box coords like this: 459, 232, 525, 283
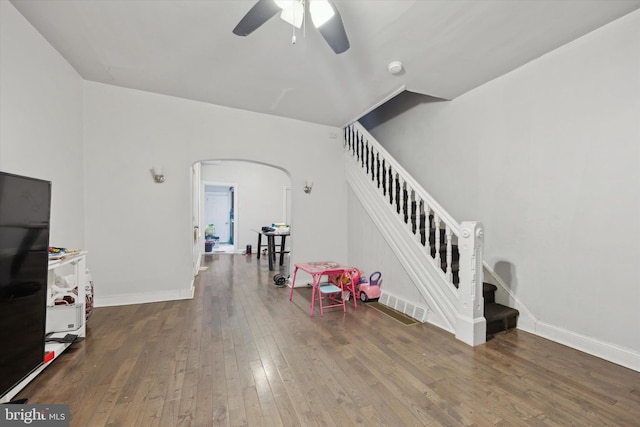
191, 159, 292, 273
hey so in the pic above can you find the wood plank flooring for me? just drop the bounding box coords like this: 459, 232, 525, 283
16, 254, 640, 426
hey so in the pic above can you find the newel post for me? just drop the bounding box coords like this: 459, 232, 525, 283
455, 221, 486, 346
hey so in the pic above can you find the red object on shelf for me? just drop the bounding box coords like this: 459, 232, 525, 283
44, 351, 55, 363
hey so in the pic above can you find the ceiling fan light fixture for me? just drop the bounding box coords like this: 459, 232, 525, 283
233, 0, 349, 54
279, 1, 304, 28
274, 0, 293, 9
310, 0, 335, 28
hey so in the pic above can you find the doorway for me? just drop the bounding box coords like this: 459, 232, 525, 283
194, 160, 292, 273
203, 183, 237, 254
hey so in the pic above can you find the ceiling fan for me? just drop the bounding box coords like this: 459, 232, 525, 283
232, 0, 350, 54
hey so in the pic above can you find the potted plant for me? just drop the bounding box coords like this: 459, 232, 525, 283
204, 224, 215, 239
204, 224, 215, 252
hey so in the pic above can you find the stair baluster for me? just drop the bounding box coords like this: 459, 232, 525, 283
370, 146, 375, 182
353, 128, 357, 155
418, 199, 426, 246
433, 214, 441, 267
388, 166, 393, 205
365, 141, 370, 175
370, 147, 375, 182
410, 191, 417, 234
423, 205, 431, 247
395, 173, 401, 214
376, 152, 381, 189
381, 159, 387, 196
402, 179, 409, 224
445, 228, 453, 282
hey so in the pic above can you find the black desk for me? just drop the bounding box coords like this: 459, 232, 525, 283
256, 230, 290, 270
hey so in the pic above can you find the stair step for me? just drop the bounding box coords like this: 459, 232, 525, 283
483, 282, 497, 292
483, 282, 497, 304
484, 303, 519, 336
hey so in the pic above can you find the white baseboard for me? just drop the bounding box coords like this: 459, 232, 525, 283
380, 289, 639, 372
94, 286, 194, 308
481, 261, 640, 371
524, 321, 640, 373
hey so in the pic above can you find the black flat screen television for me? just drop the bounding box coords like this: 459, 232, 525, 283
0, 171, 51, 400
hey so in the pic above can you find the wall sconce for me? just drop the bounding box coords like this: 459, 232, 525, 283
303, 180, 313, 194
151, 166, 166, 183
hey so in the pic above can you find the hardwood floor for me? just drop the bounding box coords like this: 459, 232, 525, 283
17, 255, 640, 426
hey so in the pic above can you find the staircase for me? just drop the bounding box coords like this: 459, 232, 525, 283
345, 121, 519, 342
425, 215, 520, 338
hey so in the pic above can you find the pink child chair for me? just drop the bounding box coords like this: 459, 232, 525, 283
341, 268, 361, 309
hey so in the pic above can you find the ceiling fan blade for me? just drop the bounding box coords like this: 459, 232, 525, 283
316, 1, 350, 54
232, 0, 281, 36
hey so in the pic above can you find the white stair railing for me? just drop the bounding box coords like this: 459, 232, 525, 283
344, 122, 486, 345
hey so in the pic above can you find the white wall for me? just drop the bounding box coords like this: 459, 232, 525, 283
201, 161, 291, 252
0, 1, 84, 248
1, 0, 347, 307
364, 10, 640, 367
84, 82, 347, 305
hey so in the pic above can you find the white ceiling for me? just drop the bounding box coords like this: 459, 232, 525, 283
10, 0, 640, 127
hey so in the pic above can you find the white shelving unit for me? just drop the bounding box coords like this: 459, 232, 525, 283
0, 252, 88, 404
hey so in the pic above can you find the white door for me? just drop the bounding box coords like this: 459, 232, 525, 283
191, 164, 201, 274
205, 191, 231, 243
